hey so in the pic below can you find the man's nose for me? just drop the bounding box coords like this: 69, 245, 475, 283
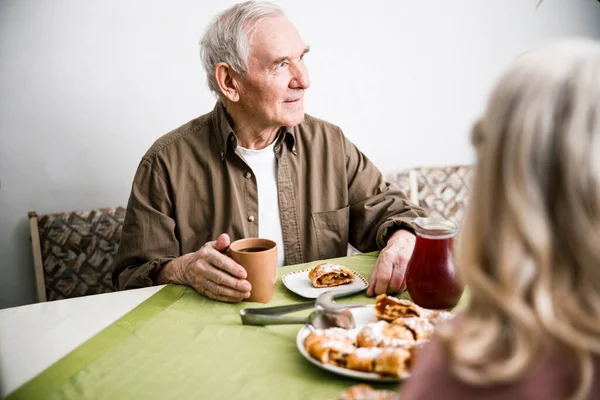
290, 62, 310, 90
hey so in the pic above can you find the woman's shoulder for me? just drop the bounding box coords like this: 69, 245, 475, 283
401, 340, 600, 400
401, 337, 600, 400
399, 339, 460, 400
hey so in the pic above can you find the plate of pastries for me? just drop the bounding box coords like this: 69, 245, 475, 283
282, 263, 368, 298
296, 294, 453, 381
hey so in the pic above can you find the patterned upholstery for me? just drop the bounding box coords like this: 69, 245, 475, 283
29, 207, 125, 301
408, 165, 473, 225
384, 171, 411, 195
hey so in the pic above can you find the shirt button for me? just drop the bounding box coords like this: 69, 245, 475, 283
245, 172, 252, 179
248, 215, 255, 222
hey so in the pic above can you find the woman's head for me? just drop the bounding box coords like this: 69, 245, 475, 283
443, 39, 600, 399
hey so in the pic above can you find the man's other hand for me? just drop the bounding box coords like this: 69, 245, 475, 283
366, 230, 416, 297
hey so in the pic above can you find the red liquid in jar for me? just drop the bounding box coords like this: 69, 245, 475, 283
406, 233, 463, 310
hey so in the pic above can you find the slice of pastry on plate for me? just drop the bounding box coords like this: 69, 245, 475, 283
304, 327, 356, 349
337, 384, 400, 400
374, 294, 423, 321
392, 317, 436, 340
427, 309, 455, 325
308, 263, 356, 288
374, 348, 412, 378
357, 321, 415, 348
345, 347, 382, 372
304, 334, 355, 365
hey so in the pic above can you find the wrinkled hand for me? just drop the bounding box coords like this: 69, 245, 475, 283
166, 233, 252, 303
366, 230, 416, 297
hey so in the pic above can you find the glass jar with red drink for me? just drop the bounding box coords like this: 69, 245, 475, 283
405, 217, 463, 310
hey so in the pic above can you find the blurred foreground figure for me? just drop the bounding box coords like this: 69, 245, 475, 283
401, 38, 600, 400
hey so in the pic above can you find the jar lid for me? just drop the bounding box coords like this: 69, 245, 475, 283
413, 217, 458, 239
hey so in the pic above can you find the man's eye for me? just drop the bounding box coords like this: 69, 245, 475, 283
298, 54, 304, 61
279, 61, 288, 68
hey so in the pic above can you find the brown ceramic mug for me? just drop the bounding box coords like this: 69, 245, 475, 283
229, 238, 278, 303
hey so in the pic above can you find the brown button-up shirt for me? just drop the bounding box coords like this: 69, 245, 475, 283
113, 102, 425, 290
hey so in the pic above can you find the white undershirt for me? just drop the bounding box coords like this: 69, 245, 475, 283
235, 142, 286, 267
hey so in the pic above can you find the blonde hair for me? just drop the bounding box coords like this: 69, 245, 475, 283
440, 39, 600, 399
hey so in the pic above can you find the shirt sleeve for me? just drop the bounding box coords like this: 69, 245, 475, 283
112, 158, 180, 290
343, 133, 427, 252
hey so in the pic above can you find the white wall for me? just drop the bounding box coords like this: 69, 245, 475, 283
1, 0, 599, 308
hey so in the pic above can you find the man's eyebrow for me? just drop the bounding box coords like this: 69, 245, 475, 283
272, 46, 311, 66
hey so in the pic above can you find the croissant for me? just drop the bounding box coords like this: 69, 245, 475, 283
308, 263, 356, 288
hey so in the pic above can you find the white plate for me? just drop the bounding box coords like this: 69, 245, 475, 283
281, 268, 369, 299
295, 306, 405, 382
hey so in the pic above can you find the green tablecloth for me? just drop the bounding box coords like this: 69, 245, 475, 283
8, 252, 405, 400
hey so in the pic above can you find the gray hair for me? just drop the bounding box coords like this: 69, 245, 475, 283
199, 1, 285, 97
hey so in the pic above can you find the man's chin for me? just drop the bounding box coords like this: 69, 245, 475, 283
283, 112, 305, 127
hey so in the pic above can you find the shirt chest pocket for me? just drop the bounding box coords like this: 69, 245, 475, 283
311, 205, 350, 260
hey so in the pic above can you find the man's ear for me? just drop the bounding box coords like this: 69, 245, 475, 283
215, 62, 240, 102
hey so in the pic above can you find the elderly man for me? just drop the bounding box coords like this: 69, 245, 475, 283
113, 1, 426, 303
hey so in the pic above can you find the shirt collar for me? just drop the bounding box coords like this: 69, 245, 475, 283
211, 101, 297, 160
